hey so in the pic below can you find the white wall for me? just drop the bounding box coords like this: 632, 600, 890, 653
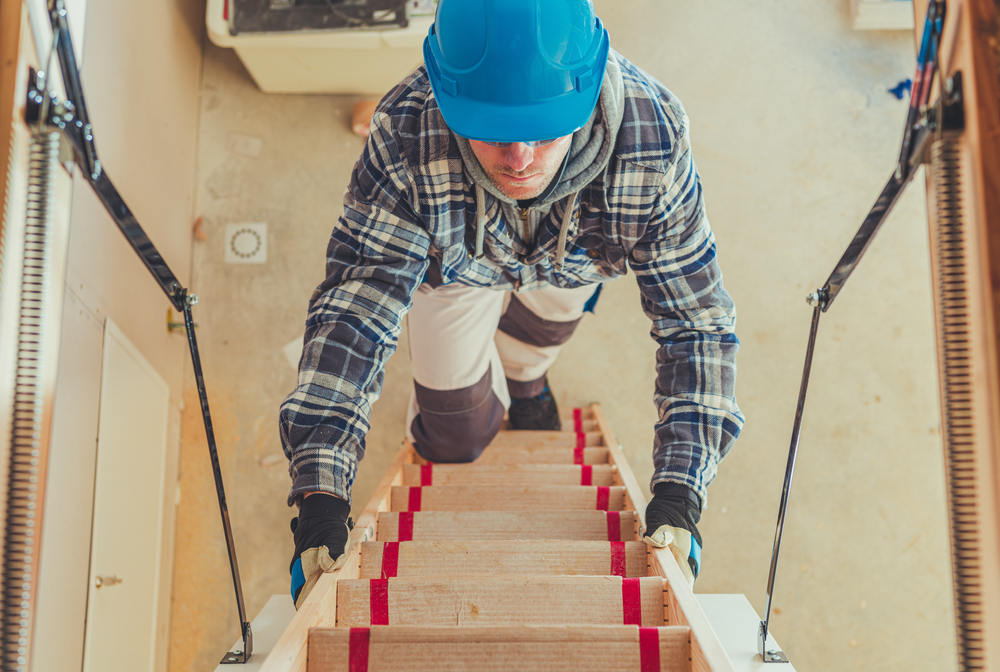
29, 0, 203, 668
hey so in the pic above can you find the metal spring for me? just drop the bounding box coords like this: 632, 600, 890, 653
932, 136, 983, 672
2, 131, 59, 672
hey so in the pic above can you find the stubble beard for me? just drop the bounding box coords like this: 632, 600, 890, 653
487, 166, 550, 200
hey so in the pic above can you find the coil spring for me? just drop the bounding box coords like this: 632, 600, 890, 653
932, 136, 983, 672
2, 131, 59, 672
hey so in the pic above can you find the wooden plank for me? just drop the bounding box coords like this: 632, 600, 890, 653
257, 442, 415, 672
307, 625, 691, 672
592, 404, 646, 519
359, 541, 648, 579
376, 510, 638, 542
651, 549, 735, 672
560, 419, 599, 432
390, 485, 626, 512
461, 446, 609, 465
0, 0, 24, 240
401, 463, 616, 486
500, 408, 597, 431
488, 430, 604, 448
917, 0, 1000, 666
336, 576, 665, 627
560, 408, 595, 420
593, 404, 735, 672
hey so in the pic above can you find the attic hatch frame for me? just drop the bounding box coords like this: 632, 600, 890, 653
3, 0, 253, 667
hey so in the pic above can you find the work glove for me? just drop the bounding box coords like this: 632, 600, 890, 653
289, 493, 352, 608
642, 483, 703, 588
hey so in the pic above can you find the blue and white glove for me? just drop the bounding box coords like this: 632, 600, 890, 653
289, 494, 351, 608
642, 483, 703, 587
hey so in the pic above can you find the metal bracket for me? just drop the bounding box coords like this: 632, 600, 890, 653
758, 622, 789, 663
907, 71, 966, 169
221, 623, 254, 665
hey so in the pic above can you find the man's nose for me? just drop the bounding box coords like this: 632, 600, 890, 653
503, 143, 534, 172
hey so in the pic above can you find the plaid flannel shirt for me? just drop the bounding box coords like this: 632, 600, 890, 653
280, 51, 744, 507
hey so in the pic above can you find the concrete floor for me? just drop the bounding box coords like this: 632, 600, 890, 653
168, 2, 957, 670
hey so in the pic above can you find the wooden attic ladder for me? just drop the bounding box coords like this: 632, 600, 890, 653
261, 404, 736, 672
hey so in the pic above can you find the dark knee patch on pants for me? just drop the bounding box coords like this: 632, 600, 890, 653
506, 375, 547, 400
497, 293, 582, 347
410, 366, 504, 463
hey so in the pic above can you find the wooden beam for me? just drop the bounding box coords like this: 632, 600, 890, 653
389, 485, 626, 512
650, 548, 734, 672
359, 540, 649, 579
306, 625, 692, 672
592, 404, 646, 520
336, 575, 665, 627
257, 442, 415, 672
0, 0, 24, 246
593, 404, 736, 672
916, 0, 1000, 666
400, 463, 616, 486
376, 510, 638, 542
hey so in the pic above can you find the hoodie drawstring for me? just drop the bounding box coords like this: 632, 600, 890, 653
475, 187, 579, 270
555, 191, 579, 272
475, 184, 486, 260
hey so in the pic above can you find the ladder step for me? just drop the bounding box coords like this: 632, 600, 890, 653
402, 463, 616, 486
558, 406, 597, 431
502, 419, 598, 432
441, 446, 609, 465
489, 430, 604, 448
307, 625, 692, 672
500, 408, 596, 431
559, 418, 598, 432
390, 485, 626, 512
376, 511, 638, 542
336, 575, 665, 627
359, 541, 648, 579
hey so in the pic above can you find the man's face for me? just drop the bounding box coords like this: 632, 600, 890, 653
468, 136, 572, 200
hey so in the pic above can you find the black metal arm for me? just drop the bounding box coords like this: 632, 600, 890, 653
757, 1, 960, 663
24, 1, 253, 664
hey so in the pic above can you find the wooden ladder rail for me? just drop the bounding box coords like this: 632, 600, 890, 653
258, 403, 735, 672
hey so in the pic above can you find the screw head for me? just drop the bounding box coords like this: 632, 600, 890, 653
186, 293, 199, 307
806, 292, 821, 306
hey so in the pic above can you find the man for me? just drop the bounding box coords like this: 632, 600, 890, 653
281, 0, 743, 606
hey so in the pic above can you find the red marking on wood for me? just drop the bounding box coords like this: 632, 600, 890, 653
223, 0, 229, 20
380, 542, 399, 578
408, 487, 422, 512
606, 511, 621, 542
397, 512, 414, 542
420, 464, 433, 486
581, 465, 593, 486
349, 628, 370, 672
573, 447, 585, 465
610, 541, 627, 576
369, 579, 389, 625
575, 432, 586, 448
639, 627, 661, 672
622, 577, 642, 625
573, 407, 583, 432
596, 486, 610, 511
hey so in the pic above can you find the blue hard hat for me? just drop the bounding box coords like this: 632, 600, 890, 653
423, 0, 610, 143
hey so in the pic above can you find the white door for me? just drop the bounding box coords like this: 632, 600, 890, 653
83, 319, 170, 672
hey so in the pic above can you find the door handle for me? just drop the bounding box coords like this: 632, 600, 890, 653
94, 575, 122, 589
